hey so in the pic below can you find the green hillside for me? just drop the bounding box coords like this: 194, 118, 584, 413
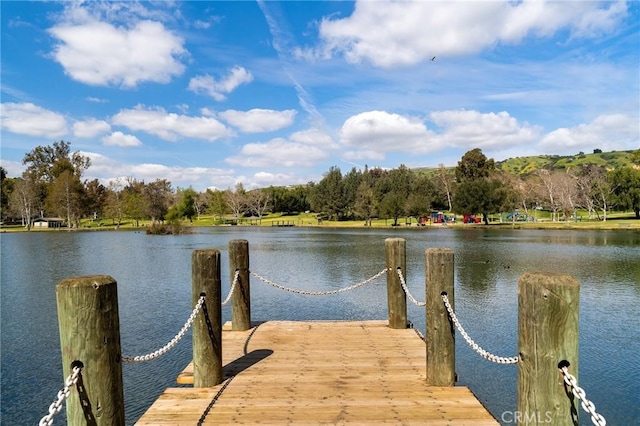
496, 150, 637, 175
416, 149, 637, 176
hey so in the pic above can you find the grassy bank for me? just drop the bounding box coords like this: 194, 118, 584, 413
2, 211, 638, 232
248, 213, 639, 230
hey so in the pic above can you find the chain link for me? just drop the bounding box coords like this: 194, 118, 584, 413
121, 295, 205, 363
395, 268, 426, 306
442, 294, 519, 364
39, 366, 82, 426
250, 268, 389, 296
560, 366, 607, 426
222, 270, 240, 306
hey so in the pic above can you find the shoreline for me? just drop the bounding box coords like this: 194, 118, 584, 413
2, 219, 639, 233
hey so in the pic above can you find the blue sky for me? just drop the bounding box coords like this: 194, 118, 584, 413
1, 1, 638, 191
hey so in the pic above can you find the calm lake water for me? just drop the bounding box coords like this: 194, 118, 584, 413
1, 227, 639, 425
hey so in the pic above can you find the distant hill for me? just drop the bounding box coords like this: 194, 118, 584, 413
496, 150, 636, 175
415, 149, 637, 176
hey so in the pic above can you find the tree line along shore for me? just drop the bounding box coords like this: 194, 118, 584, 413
1, 141, 639, 233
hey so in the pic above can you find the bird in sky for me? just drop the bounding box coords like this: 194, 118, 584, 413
431, 56, 436, 61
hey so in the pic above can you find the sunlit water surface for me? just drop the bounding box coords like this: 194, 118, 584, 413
1, 227, 638, 425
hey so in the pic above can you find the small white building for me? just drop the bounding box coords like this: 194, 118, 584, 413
32, 218, 65, 228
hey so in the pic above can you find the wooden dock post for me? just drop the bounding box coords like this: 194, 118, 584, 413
56, 275, 125, 425
192, 249, 223, 387
229, 239, 251, 331
425, 248, 455, 386
518, 272, 580, 426
385, 238, 407, 329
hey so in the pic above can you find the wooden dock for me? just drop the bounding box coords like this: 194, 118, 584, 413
136, 320, 498, 425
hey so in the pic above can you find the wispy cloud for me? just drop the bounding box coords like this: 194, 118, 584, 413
257, 0, 325, 127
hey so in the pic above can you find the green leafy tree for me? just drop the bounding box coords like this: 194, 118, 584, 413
167, 188, 198, 223
353, 179, 377, 226
405, 173, 435, 220
454, 179, 505, 224
309, 167, 345, 220
455, 148, 494, 182
123, 178, 147, 227
180, 188, 198, 222
206, 189, 228, 221
610, 167, 640, 218
342, 167, 363, 219
0, 167, 14, 221
453, 149, 504, 224
84, 179, 107, 222
379, 192, 406, 225
493, 172, 521, 222
290, 185, 311, 213
104, 179, 126, 227
266, 186, 287, 213
376, 165, 414, 225
22, 141, 91, 219
23, 141, 90, 184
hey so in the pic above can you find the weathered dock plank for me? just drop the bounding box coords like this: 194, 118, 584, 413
136, 321, 498, 425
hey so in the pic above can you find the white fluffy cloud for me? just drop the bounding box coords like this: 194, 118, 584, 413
429, 110, 540, 149
0, 159, 24, 178
102, 131, 142, 147
343, 149, 385, 162
218, 108, 297, 133
188, 66, 254, 101
337, 109, 548, 162
340, 111, 435, 155
84, 151, 235, 190
315, 1, 627, 67
0, 102, 67, 137
73, 118, 111, 138
538, 113, 639, 153
226, 137, 328, 168
111, 106, 233, 142
249, 171, 310, 188
49, 20, 186, 87
290, 128, 339, 149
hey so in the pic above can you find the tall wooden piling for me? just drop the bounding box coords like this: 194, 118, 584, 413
385, 238, 407, 329
518, 272, 580, 426
56, 275, 125, 426
192, 249, 223, 387
425, 248, 455, 386
229, 239, 251, 331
